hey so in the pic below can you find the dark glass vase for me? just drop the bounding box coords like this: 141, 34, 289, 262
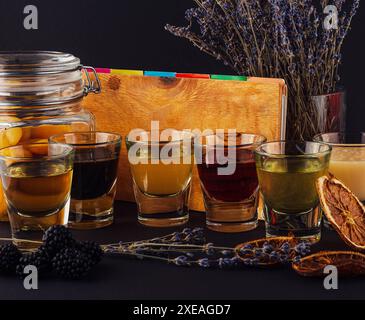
311, 90, 346, 135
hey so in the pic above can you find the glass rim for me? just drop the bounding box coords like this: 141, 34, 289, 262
255, 140, 332, 158
49, 131, 122, 147
0, 142, 74, 161
126, 129, 194, 146
311, 89, 345, 98
195, 132, 267, 148
313, 132, 365, 148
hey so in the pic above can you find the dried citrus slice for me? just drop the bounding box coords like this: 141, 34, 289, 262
235, 237, 299, 266
316, 176, 365, 250
293, 251, 365, 277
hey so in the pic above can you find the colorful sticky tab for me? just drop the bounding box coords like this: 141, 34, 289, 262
210, 74, 247, 81
144, 71, 176, 78
94, 68, 111, 74
176, 73, 210, 79
111, 69, 143, 76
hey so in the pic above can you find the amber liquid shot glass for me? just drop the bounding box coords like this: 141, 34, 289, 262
0, 142, 74, 249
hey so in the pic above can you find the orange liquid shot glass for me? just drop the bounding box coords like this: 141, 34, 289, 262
126, 130, 194, 227
130, 159, 192, 196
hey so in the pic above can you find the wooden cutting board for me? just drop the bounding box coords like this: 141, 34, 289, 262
82, 70, 287, 211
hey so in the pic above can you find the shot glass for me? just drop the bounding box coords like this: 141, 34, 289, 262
195, 132, 266, 233
0, 142, 74, 249
126, 129, 194, 227
255, 141, 331, 242
50, 132, 121, 229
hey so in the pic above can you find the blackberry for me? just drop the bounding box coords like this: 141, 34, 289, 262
0, 244, 21, 273
76, 241, 103, 266
42, 225, 75, 257
16, 247, 51, 277
52, 248, 92, 280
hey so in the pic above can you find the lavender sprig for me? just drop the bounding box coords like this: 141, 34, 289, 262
102, 227, 206, 255
102, 228, 312, 270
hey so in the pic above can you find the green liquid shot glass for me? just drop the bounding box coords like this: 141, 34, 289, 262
255, 141, 332, 243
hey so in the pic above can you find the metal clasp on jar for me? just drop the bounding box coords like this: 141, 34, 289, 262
81, 66, 101, 95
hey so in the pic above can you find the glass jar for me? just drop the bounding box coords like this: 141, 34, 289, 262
0, 51, 100, 221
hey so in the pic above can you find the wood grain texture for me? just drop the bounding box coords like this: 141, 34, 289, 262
82, 74, 286, 211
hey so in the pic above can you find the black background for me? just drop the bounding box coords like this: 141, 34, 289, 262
0, 1, 364, 303
0, 0, 364, 132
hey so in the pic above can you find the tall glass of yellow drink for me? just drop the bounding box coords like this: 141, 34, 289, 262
126, 129, 194, 227
314, 132, 365, 201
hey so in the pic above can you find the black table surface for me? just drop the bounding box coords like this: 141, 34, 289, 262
0, 201, 363, 300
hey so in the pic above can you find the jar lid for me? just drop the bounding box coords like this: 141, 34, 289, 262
0, 51, 100, 106
0, 51, 81, 75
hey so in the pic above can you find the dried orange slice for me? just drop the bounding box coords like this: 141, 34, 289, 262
293, 251, 365, 277
235, 237, 299, 266
316, 176, 365, 250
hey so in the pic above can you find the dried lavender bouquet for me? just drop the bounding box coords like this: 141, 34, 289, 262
166, 0, 360, 140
